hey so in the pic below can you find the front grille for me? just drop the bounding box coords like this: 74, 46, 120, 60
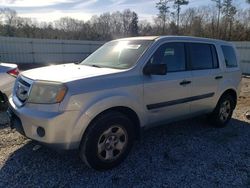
15, 77, 31, 103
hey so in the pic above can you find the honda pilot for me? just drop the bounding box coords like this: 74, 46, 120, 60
8, 36, 241, 170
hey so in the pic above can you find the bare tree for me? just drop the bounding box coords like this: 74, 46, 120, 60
54, 17, 82, 32
156, 0, 171, 34
211, 0, 223, 37
122, 9, 134, 36
97, 12, 112, 39
90, 13, 112, 40
173, 0, 189, 33
15, 17, 36, 38
130, 12, 139, 36
110, 11, 123, 38
0, 6, 250, 41
202, 6, 218, 38
180, 8, 195, 35
0, 8, 17, 36
221, 0, 237, 40
139, 20, 153, 36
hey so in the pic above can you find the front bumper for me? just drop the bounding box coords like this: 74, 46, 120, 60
8, 97, 88, 150
7, 108, 25, 136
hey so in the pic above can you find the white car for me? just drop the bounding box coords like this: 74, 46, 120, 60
8, 36, 241, 170
0, 63, 19, 103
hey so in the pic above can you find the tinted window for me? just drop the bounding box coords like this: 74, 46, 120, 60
221, 45, 237, 68
149, 42, 186, 72
188, 43, 214, 70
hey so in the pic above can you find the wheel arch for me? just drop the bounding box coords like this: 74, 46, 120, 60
83, 106, 141, 141
218, 88, 237, 109
0, 90, 8, 103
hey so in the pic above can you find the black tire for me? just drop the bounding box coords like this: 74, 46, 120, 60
79, 111, 135, 170
0, 91, 8, 111
210, 94, 235, 128
0, 91, 4, 102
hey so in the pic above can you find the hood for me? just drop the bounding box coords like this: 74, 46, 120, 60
22, 64, 123, 82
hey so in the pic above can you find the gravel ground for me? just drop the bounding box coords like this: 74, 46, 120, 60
0, 78, 250, 187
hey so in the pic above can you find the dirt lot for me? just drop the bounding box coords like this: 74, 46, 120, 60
0, 78, 250, 187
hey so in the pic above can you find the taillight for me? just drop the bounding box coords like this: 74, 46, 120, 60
7, 68, 19, 77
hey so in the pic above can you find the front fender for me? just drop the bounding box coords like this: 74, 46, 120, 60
85, 95, 143, 121
69, 94, 145, 149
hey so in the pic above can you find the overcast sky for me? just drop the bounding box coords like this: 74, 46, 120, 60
0, 0, 248, 22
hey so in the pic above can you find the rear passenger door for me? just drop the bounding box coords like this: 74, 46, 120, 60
187, 43, 222, 114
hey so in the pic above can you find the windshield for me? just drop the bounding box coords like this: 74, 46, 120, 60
80, 40, 152, 69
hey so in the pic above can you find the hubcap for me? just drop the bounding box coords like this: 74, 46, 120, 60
97, 125, 128, 161
219, 100, 231, 122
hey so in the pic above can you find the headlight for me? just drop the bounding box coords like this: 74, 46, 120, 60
28, 81, 67, 104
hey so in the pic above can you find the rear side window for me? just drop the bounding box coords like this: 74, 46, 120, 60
221, 45, 238, 68
188, 43, 215, 70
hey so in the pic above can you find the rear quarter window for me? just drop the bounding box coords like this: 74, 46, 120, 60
221, 45, 238, 68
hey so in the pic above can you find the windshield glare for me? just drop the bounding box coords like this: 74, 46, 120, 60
80, 40, 152, 69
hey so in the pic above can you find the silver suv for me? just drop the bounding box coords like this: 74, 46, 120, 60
8, 36, 241, 170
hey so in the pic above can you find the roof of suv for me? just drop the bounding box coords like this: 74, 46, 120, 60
117, 36, 231, 45
116, 36, 159, 41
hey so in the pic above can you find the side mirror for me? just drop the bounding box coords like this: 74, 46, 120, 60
143, 64, 167, 75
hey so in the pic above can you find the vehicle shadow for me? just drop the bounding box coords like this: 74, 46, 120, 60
1, 117, 250, 187
0, 111, 9, 129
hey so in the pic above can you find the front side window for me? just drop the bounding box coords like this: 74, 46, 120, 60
149, 42, 186, 72
81, 40, 152, 69
188, 43, 214, 70
221, 45, 238, 68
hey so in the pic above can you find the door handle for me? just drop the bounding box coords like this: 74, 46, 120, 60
179, 80, 191, 86
215, 76, 223, 80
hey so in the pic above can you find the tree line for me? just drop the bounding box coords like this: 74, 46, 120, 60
0, 0, 250, 41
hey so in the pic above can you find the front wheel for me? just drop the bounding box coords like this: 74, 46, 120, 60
210, 94, 235, 128
79, 111, 135, 170
0, 91, 8, 111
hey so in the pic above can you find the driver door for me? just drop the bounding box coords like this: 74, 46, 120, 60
143, 42, 192, 125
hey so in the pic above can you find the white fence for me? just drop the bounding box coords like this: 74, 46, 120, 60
0, 36, 104, 64
0, 36, 249, 74
233, 41, 250, 74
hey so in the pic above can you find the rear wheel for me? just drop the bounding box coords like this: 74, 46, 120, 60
210, 94, 235, 128
79, 111, 135, 170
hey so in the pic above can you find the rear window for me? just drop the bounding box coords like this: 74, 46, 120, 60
188, 43, 215, 70
221, 45, 238, 68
